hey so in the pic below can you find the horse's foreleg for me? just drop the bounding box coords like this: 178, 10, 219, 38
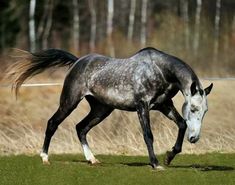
136, 102, 164, 170
164, 120, 186, 166
157, 101, 187, 166
76, 96, 113, 164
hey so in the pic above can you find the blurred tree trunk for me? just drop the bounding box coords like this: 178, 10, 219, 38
213, 0, 221, 62
42, 0, 54, 49
232, 14, 235, 44
89, 0, 96, 52
72, 0, 80, 52
193, 0, 202, 56
128, 0, 136, 41
37, 1, 51, 49
140, 0, 148, 47
29, 0, 36, 52
97, 2, 106, 44
107, 0, 115, 57
0, 16, 4, 52
180, 0, 189, 50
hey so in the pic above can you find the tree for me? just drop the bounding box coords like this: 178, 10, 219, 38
107, 0, 115, 56
213, 0, 221, 62
140, 0, 148, 47
193, 0, 202, 56
127, 0, 136, 41
180, 0, 189, 50
42, 0, 54, 49
72, 0, 80, 52
29, 0, 36, 52
89, 0, 97, 52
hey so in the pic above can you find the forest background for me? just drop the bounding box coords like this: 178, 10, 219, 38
0, 0, 235, 76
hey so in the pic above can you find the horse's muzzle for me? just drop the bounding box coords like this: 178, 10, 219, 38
188, 135, 200, 143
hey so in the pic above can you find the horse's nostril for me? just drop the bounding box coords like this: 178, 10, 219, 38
189, 136, 196, 143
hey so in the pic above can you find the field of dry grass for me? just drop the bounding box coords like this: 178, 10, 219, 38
0, 75, 234, 156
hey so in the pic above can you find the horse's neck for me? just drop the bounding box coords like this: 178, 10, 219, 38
148, 49, 201, 101
169, 61, 200, 97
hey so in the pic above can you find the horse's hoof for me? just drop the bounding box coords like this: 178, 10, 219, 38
40, 152, 50, 165
89, 158, 101, 165
156, 165, 165, 171
42, 160, 51, 165
152, 164, 165, 171
164, 151, 175, 166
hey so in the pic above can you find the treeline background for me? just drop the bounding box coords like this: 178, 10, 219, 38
0, 0, 235, 76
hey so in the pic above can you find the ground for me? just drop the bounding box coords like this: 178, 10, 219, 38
0, 153, 234, 185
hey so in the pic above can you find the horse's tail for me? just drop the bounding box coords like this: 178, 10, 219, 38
6, 49, 78, 96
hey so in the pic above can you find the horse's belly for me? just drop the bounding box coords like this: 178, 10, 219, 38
89, 87, 136, 110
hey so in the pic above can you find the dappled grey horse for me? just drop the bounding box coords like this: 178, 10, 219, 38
8, 47, 213, 169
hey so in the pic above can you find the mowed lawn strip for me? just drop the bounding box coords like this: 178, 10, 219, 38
0, 153, 234, 185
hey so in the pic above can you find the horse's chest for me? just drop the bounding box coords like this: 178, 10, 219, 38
149, 84, 177, 106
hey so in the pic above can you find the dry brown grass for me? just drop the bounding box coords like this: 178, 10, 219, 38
0, 78, 234, 156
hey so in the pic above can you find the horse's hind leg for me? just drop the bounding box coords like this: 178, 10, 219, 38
40, 106, 76, 164
40, 84, 83, 164
76, 96, 113, 164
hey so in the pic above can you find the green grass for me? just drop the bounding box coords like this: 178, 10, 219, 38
0, 153, 234, 185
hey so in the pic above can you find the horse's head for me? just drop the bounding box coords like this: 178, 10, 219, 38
182, 82, 213, 143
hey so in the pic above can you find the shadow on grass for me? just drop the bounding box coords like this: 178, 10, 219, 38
52, 158, 88, 165
169, 164, 234, 171
53, 158, 150, 167
120, 162, 149, 167
52, 157, 234, 171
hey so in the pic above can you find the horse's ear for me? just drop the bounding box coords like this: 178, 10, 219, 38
190, 81, 197, 96
204, 83, 213, 96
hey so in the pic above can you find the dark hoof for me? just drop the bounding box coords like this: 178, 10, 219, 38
164, 151, 175, 166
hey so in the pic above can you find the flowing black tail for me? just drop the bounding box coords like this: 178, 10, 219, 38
6, 49, 78, 96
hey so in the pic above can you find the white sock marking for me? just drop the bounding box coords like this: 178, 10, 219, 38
40, 152, 48, 162
82, 144, 95, 161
